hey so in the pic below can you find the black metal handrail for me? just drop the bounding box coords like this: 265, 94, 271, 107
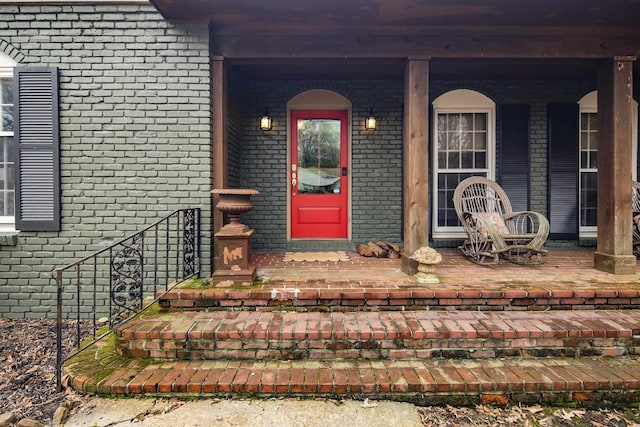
54, 208, 201, 392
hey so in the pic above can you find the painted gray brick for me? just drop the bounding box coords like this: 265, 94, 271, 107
0, 3, 212, 318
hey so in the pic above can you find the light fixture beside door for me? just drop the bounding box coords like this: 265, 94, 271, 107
259, 108, 272, 131
365, 108, 377, 131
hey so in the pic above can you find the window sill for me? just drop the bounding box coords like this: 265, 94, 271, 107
0, 232, 19, 246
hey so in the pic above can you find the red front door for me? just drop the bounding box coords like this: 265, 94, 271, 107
291, 110, 349, 238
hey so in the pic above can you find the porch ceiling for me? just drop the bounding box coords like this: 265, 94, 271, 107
151, 0, 640, 30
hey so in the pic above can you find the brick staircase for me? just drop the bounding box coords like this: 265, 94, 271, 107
63, 251, 640, 406
116, 310, 640, 361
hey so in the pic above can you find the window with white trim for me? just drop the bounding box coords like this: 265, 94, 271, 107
578, 91, 638, 237
0, 53, 15, 231
432, 89, 496, 238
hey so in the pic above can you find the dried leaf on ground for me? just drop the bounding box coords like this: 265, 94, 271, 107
0, 318, 92, 424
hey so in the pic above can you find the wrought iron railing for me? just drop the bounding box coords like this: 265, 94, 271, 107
54, 208, 201, 392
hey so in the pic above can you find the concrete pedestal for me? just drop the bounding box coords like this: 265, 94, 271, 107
212, 228, 256, 284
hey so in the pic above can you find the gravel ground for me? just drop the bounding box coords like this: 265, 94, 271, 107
2, 317, 640, 426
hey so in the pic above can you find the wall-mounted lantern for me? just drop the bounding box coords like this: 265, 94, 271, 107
259, 108, 272, 131
365, 108, 377, 131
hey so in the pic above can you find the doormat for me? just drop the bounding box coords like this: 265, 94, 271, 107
282, 251, 350, 262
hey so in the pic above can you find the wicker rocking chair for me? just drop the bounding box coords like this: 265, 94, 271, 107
632, 181, 640, 258
453, 176, 550, 265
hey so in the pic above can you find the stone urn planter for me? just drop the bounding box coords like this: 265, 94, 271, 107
211, 188, 260, 233
410, 246, 442, 284
211, 189, 260, 285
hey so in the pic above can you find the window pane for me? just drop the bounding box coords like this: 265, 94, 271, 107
590, 151, 597, 169
580, 113, 589, 131
0, 136, 14, 216
460, 131, 472, 149
447, 132, 459, 150
437, 130, 446, 150
580, 131, 589, 150
297, 119, 341, 195
474, 133, 486, 150
447, 152, 459, 168
588, 113, 597, 130
580, 172, 597, 227
461, 151, 473, 168
474, 113, 486, 130
448, 114, 459, 131
1, 78, 11, 104
475, 152, 486, 169
1, 78, 12, 133
446, 173, 459, 188
2, 106, 12, 133
7, 163, 13, 188
438, 190, 447, 208
590, 132, 597, 150
8, 191, 14, 214
580, 151, 588, 169
437, 172, 485, 227
460, 113, 473, 131
438, 174, 458, 227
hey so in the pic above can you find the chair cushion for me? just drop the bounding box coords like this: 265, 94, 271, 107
474, 212, 510, 238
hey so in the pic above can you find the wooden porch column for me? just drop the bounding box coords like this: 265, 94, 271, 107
594, 56, 636, 274
212, 56, 229, 270
401, 58, 430, 274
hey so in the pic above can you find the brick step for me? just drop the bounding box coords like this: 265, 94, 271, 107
115, 310, 640, 361
64, 352, 640, 407
158, 286, 640, 312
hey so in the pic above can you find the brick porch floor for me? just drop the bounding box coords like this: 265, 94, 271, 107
252, 249, 640, 290
160, 249, 640, 312
63, 249, 640, 406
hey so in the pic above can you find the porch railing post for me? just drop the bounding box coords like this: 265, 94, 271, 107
55, 269, 63, 393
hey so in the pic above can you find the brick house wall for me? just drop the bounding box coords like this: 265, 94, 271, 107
234, 78, 637, 251
0, 3, 212, 318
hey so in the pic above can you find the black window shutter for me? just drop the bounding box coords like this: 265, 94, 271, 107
498, 105, 530, 212
14, 67, 60, 231
548, 103, 578, 239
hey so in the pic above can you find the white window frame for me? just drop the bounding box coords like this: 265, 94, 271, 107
432, 89, 496, 239
0, 52, 15, 231
578, 91, 638, 238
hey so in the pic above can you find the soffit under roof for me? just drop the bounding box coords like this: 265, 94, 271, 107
228, 58, 607, 81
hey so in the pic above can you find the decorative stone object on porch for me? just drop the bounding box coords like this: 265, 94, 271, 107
410, 246, 442, 284
211, 189, 259, 285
